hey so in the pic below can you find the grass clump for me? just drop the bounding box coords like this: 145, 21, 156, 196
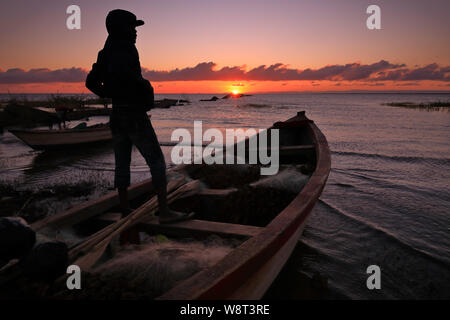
383, 101, 450, 111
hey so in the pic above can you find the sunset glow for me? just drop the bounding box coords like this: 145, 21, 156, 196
0, 0, 449, 93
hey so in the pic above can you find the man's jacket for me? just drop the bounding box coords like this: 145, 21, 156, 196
86, 36, 154, 110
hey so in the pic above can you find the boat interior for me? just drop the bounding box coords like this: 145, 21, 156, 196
2, 117, 321, 299
74, 123, 316, 240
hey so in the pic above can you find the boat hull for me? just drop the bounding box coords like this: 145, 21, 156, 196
9, 126, 112, 150
158, 113, 331, 300
28, 111, 331, 300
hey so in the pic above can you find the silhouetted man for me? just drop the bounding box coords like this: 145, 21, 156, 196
86, 10, 193, 240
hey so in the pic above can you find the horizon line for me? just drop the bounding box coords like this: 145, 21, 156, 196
1, 90, 450, 96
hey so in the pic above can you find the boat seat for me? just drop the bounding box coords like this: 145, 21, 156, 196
137, 216, 263, 239
280, 144, 315, 152
95, 210, 263, 239
252, 144, 315, 154
270, 144, 316, 157
198, 188, 238, 197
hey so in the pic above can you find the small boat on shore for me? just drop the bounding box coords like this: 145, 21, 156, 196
1, 111, 331, 300
8, 123, 112, 150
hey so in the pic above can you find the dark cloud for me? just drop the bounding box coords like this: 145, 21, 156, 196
142, 62, 245, 81
340, 61, 404, 81
0, 67, 86, 84
0, 61, 449, 84
145, 60, 447, 82
245, 63, 302, 81
374, 63, 450, 81
396, 82, 420, 86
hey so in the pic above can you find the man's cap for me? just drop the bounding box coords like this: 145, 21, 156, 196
106, 9, 144, 33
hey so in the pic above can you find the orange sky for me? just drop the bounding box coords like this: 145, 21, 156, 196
2, 80, 449, 95
0, 0, 449, 93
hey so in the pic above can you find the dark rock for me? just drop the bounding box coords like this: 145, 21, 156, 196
0, 217, 36, 263
200, 96, 220, 102
221, 94, 252, 99
22, 241, 68, 282
154, 99, 179, 109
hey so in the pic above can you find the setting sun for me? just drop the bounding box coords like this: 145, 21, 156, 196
232, 90, 239, 95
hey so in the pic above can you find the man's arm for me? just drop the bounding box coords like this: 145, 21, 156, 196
106, 46, 148, 98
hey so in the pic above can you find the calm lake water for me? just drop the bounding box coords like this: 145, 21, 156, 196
1, 92, 449, 299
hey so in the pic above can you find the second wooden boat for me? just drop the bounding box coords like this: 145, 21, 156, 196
9, 124, 111, 150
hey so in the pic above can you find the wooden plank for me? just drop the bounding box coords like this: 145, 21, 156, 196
137, 217, 263, 239
96, 212, 122, 223
70, 179, 198, 270
279, 145, 315, 157
198, 188, 238, 197
279, 145, 314, 151
31, 178, 153, 231
93, 188, 237, 225
255, 145, 314, 155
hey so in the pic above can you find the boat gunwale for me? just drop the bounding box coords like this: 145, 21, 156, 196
8, 126, 112, 150
8, 125, 110, 135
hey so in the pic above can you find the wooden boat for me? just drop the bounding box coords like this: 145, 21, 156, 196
2, 111, 330, 300
8, 123, 112, 150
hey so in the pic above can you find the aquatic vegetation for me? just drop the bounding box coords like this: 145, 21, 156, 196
0, 181, 97, 222
1, 94, 88, 109
383, 101, 450, 111
236, 103, 272, 108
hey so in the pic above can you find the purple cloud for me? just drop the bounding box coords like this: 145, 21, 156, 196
374, 63, 450, 81
142, 62, 245, 81
0, 61, 449, 84
0, 67, 87, 84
